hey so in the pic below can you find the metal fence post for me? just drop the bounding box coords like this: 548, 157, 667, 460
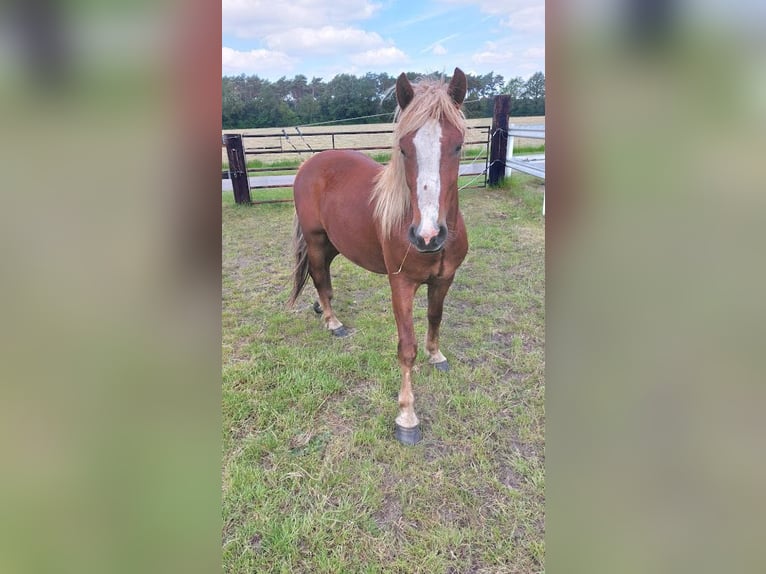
488, 95, 510, 186
223, 134, 251, 204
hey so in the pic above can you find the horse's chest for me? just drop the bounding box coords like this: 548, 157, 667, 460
430, 251, 449, 279
426, 248, 465, 281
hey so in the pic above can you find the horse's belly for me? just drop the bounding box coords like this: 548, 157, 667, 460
325, 225, 387, 274
294, 150, 388, 274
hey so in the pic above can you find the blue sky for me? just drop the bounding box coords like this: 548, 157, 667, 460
222, 0, 544, 82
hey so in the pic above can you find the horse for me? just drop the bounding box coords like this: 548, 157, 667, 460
288, 68, 469, 445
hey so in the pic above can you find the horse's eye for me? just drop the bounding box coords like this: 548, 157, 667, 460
455, 144, 463, 153
400, 148, 407, 158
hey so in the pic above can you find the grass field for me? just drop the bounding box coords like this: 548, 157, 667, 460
222, 173, 545, 573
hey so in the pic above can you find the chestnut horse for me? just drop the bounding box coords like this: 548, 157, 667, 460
288, 68, 468, 445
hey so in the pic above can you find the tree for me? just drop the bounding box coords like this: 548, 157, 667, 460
522, 71, 545, 100
521, 72, 545, 116
291, 75, 308, 102
222, 78, 244, 128
220, 70, 545, 128
503, 76, 525, 98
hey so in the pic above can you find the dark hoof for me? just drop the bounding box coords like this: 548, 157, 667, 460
432, 360, 450, 372
313, 301, 322, 314
395, 423, 422, 445
331, 326, 349, 337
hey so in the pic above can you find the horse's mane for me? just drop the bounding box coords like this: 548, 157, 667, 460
371, 76, 467, 239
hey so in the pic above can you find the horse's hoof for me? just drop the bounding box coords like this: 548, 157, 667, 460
432, 360, 450, 372
395, 423, 422, 445
331, 326, 349, 337
313, 301, 322, 314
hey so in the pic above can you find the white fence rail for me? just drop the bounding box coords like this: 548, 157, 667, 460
505, 124, 545, 215
505, 124, 545, 179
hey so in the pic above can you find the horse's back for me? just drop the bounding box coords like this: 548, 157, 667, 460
293, 150, 387, 273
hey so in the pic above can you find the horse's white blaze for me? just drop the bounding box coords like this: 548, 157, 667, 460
412, 119, 442, 240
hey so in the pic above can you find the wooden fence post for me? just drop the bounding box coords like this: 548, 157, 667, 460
488, 95, 510, 186
223, 134, 251, 204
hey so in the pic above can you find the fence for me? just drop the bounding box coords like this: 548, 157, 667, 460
488, 95, 546, 184
505, 123, 546, 216
505, 124, 545, 179
487, 95, 545, 215
223, 96, 544, 204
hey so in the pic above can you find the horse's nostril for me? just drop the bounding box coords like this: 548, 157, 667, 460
408, 225, 418, 245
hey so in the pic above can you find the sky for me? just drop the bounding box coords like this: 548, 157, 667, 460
222, 0, 544, 82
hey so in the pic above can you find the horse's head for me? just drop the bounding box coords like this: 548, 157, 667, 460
395, 68, 467, 253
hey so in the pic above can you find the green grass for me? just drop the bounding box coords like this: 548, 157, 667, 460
513, 144, 545, 155
224, 176, 487, 206
222, 144, 544, 174
223, 170, 531, 205
222, 174, 545, 573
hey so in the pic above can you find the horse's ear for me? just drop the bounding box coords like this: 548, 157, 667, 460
448, 67, 467, 106
396, 72, 414, 110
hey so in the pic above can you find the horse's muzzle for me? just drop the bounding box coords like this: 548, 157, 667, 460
408, 223, 448, 253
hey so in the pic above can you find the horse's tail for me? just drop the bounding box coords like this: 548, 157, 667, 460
288, 214, 310, 308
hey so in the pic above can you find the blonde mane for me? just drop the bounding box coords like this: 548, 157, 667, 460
371, 77, 467, 238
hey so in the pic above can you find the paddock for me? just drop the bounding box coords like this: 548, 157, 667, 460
222, 174, 545, 572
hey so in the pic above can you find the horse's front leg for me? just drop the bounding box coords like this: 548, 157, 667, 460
388, 275, 422, 445
425, 277, 454, 372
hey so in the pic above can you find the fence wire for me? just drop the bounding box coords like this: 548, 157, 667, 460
294, 99, 484, 128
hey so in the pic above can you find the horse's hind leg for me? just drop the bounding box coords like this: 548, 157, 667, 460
425, 279, 453, 372
305, 231, 348, 337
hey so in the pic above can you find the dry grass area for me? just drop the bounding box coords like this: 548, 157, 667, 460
222, 116, 545, 164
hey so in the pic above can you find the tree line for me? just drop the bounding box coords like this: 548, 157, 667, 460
222, 71, 545, 129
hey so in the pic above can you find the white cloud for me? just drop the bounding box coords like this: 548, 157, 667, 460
420, 33, 459, 55
469, 31, 544, 77
350, 46, 409, 67
439, 1, 544, 34
472, 49, 514, 66
501, 5, 545, 33
220, 0, 543, 80
222, 0, 382, 38
266, 26, 385, 55
523, 46, 545, 59
222, 46, 295, 75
